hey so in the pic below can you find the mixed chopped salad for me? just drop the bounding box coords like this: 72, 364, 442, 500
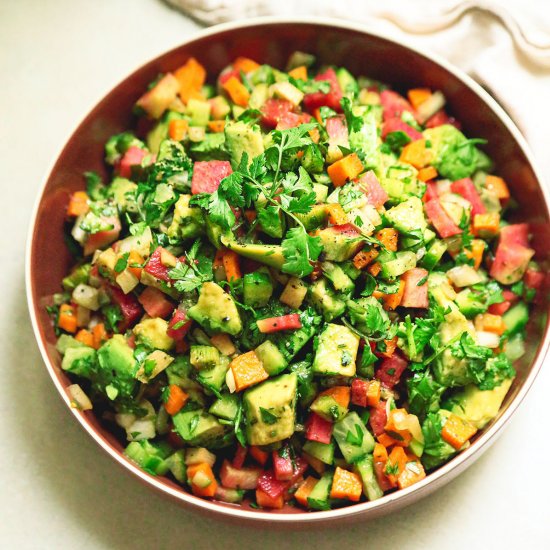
50, 52, 543, 511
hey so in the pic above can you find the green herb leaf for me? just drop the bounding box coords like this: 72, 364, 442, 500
259, 407, 279, 425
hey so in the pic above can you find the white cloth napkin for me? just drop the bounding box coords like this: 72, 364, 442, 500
166, 0, 550, 181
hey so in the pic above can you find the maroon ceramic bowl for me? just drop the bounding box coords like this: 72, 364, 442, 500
26, 17, 550, 526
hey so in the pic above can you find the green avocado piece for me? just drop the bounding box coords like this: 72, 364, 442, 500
243, 373, 297, 446
225, 121, 264, 165
316, 226, 363, 262
385, 196, 427, 234
209, 393, 240, 421
196, 355, 230, 396
333, 411, 375, 464
309, 277, 346, 321
187, 281, 242, 336
96, 335, 137, 398
221, 237, 285, 270
172, 410, 230, 448
294, 204, 328, 231
243, 268, 273, 307
109, 177, 138, 212
187, 98, 211, 126
166, 194, 205, 240
255, 340, 287, 376
205, 218, 232, 249
450, 378, 513, 429
61, 346, 97, 378
312, 323, 360, 377
433, 309, 474, 387
133, 318, 174, 351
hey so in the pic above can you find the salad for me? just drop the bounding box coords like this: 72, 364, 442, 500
51, 52, 542, 511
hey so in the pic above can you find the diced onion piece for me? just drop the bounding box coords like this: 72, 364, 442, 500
71, 214, 87, 244
416, 90, 446, 123
226, 368, 236, 393
476, 330, 500, 349
392, 410, 424, 444
192, 470, 213, 489
115, 412, 136, 429
72, 283, 100, 311
447, 265, 484, 287
115, 270, 140, 294
126, 419, 156, 441
68, 384, 93, 411
186, 447, 216, 467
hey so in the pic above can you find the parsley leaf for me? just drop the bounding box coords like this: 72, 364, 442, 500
259, 407, 279, 425
168, 239, 213, 292
345, 424, 364, 446
340, 96, 363, 133
281, 226, 322, 277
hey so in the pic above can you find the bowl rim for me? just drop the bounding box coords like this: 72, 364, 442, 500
25, 15, 550, 524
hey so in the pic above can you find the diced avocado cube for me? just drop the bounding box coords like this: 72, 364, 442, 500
354, 455, 383, 500
249, 83, 269, 110
316, 226, 363, 262
196, 355, 230, 396
96, 335, 137, 398
61, 346, 97, 377
110, 177, 138, 212
221, 237, 285, 271
205, 217, 232, 249
172, 410, 229, 448
270, 81, 304, 106
133, 318, 174, 351
302, 440, 335, 465
336, 67, 358, 97
166, 194, 205, 240
333, 411, 375, 464
386, 197, 427, 235
301, 144, 325, 174
243, 373, 297, 446
310, 395, 348, 422
187, 282, 242, 336
62, 263, 91, 291
243, 269, 273, 307
135, 350, 174, 383
166, 449, 187, 482
421, 239, 448, 271
312, 323, 359, 377
294, 204, 328, 231
56, 334, 86, 355
270, 309, 321, 362
209, 393, 241, 421
187, 98, 211, 126
307, 472, 333, 511
255, 340, 287, 376
165, 355, 202, 392
321, 261, 355, 293
309, 277, 346, 321
190, 345, 220, 370
378, 250, 417, 280
450, 378, 513, 429
225, 121, 264, 165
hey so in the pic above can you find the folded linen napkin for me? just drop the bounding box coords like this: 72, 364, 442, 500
166, 0, 550, 180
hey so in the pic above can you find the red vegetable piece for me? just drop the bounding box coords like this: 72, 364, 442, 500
305, 412, 333, 444
380, 90, 415, 122
369, 400, 388, 437
273, 450, 294, 481
276, 111, 304, 130
351, 378, 369, 407
191, 160, 232, 195
425, 109, 461, 129
220, 460, 261, 490
500, 223, 530, 248
233, 445, 248, 469
451, 178, 486, 217
374, 460, 395, 492
290, 456, 308, 484
144, 247, 173, 282
326, 115, 349, 150
400, 268, 429, 308
524, 268, 544, 290
488, 300, 511, 316
118, 146, 147, 179
424, 198, 462, 238
218, 68, 241, 87
257, 470, 289, 499
423, 181, 439, 203
83, 217, 121, 256
376, 352, 408, 389
261, 98, 294, 128
167, 308, 192, 340
303, 68, 343, 112
138, 287, 175, 319
381, 117, 423, 141
107, 285, 143, 330
256, 313, 302, 334
490, 243, 534, 285
356, 170, 389, 209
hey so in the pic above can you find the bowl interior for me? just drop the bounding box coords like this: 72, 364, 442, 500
28, 20, 549, 522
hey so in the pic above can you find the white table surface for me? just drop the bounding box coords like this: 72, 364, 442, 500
1, 1, 549, 548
